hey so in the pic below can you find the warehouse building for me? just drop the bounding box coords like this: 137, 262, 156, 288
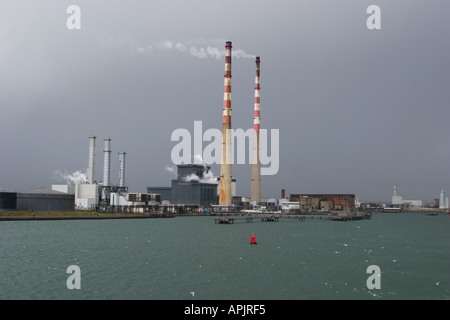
0, 189, 75, 212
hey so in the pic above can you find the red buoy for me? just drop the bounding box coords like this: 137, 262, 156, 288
250, 234, 257, 244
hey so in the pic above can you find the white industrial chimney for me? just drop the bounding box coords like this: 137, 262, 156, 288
118, 152, 126, 187
88, 136, 96, 184
103, 138, 111, 187
439, 189, 445, 209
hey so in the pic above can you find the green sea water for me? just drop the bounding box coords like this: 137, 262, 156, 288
0, 212, 448, 300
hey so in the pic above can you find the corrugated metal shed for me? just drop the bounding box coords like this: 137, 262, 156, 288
16, 188, 74, 211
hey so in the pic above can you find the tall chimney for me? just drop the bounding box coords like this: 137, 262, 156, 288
88, 136, 96, 184
439, 189, 445, 209
118, 152, 126, 187
251, 56, 261, 204
219, 41, 233, 206
281, 189, 286, 199
103, 138, 111, 187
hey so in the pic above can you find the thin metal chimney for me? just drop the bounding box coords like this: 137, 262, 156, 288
251, 56, 261, 204
219, 41, 233, 206
87, 136, 96, 184
118, 152, 126, 187
103, 138, 111, 187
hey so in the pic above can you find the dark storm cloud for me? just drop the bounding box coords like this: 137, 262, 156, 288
0, 0, 449, 203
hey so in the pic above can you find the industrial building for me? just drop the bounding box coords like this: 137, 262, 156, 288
51, 136, 164, 211
0, 189, 75, 212
51, 136, 124, 210
289, 194, 356, 211
0, 192, 16, 211
391, 184, 423, 208
147, 164, 218, 206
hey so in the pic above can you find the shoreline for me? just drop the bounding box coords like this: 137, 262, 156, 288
0, 211, 175, 221
1, 209, 447, 222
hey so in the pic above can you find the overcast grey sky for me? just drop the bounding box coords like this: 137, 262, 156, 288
0, 0, 449, 203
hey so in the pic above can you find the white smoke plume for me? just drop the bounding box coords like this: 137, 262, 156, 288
183, 171, 217, 184
158, 40, 256, 60
199, 169, 217, 184
164, 165, 177, 176
182, 154, 218, 184
54, 170, 88, 184
99, 36, 256, 59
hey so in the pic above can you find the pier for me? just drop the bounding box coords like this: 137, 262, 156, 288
214, 217, 236, 224
213, 212, 371, 224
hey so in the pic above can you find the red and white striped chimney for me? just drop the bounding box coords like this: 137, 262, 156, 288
251, 57, 261, 204
219, 41, 233, 206
253, 57, 261, 132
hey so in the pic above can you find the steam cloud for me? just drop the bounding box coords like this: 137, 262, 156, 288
183, 170, 217, 184
159, 40, 256, 59
100, 36, 256, 60
132, 40, 255, 59
164, 165, 177, 176
54, 170, 88, 184
182, 154, 217, 184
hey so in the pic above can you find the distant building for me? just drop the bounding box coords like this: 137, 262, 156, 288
53, 183, 99, 210
281, 201, 300, 213
439, 189, 449, 209
391, 184, 423, 208
289, 194, 356, 211
147, 164, 217, 206
392, 184, 404, 205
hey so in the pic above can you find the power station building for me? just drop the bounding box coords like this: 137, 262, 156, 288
147, 164, 218, 206
51, 136, 137, 210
